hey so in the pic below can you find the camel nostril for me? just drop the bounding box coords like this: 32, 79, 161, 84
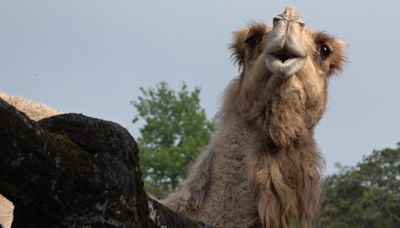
272, 50, 296, 62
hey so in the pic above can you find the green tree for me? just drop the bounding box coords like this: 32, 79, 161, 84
132, 81, 215, 198
318, 145, 400, 227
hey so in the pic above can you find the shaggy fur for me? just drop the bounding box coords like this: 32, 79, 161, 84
164, 15, 346, 228
0, 195, 14, 228
0, 92, 61, 121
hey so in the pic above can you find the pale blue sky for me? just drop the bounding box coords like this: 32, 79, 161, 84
1, 1, 399, 174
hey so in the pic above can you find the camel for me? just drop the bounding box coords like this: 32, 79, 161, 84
164, 7, 346, 228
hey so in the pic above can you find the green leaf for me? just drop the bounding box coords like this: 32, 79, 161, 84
131, 81, 215, 198
317, 145, 400, 227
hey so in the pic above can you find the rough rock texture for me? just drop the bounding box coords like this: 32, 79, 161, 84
0, 98, 212, 228
0, 91, 62, 228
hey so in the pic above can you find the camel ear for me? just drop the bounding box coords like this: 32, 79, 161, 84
229, 27, 249, 68
327, 38, 347, 76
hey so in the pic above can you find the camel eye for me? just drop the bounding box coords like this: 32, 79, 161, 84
245, 34, 262, 48
318, 44, 332, 59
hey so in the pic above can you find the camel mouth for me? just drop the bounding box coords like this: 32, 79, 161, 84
265, 48, 307, 78
271, 50, 298, 63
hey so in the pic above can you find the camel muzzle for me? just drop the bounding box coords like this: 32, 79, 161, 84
265, 6, 308, 78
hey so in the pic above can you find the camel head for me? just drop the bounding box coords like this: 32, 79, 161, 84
230, 7, 346, 146
232, 6, 346, 78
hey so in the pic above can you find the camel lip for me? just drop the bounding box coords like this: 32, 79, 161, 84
265, 52, 307, 78
266, 45, 307, 60
270, 49, 298, 63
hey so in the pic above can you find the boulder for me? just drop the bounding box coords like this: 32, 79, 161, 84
0, 98, 212, 228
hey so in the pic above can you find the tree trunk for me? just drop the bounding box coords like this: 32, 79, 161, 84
0, 98, 213, 228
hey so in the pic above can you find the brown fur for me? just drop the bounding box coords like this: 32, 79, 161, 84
164, 18, 346, 227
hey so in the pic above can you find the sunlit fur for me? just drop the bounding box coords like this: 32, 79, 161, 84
164, 22, 346, 228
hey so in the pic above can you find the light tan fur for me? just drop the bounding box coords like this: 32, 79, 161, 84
0, 92, 61, 121
164, 9, 346, 228
0, 195, 14, 228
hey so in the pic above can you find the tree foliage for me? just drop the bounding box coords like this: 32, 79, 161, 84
132, 82, 215, 198
318, 145, 400, 227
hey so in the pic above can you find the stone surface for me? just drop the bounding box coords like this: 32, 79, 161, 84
0, 98, 212, 228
